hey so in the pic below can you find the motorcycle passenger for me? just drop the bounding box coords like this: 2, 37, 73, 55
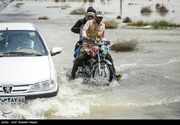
69, 10, 121, 80
71, 6, 96, 53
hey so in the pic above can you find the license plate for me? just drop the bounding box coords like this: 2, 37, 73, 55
0, 96, 25, 105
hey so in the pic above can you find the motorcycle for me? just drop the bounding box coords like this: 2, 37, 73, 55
73, 38, 114, 83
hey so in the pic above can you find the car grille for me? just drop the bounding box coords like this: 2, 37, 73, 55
0, 84, 31, 94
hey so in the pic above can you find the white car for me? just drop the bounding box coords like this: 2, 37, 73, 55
0, 23, 62, 104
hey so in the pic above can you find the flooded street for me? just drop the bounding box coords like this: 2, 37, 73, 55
0, 0, 180, 119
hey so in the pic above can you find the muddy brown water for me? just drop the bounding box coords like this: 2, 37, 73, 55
0, 0, 180, 119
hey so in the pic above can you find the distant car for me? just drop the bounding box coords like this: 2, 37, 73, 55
0, 23, 62, 104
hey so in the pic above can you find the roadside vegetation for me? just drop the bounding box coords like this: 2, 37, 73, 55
110, 40, 138, 52
127, 21, 180, 29
117, 15, 121, 19
70, 7, 86, 15
123, 17, 132, 23
156, 3, 169, 16
140, 6, 152, 15
38, 16, 49, 20
104, 20, 118, 29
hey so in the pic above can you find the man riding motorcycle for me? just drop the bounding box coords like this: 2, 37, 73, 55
70, 10, 122, 81
71, 6, 96, 52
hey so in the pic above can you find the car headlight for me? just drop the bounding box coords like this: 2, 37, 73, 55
29, 80, 55, 92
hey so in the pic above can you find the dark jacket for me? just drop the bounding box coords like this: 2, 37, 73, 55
71, 18, 87, 34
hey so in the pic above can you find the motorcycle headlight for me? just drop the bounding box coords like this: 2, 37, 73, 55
29, 80, 55, 92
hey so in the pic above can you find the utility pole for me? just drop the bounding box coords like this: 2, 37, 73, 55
120, 0, 122, 17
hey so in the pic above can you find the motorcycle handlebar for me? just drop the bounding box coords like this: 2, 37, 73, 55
83, 37, 111, 46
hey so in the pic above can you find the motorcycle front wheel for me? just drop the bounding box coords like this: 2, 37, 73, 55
92, 63, 114, 83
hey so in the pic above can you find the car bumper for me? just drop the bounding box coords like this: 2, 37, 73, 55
0, 87, 59, 100
25, 87, 59, 100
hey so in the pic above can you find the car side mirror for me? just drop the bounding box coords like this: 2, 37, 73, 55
50, 47, 62, 56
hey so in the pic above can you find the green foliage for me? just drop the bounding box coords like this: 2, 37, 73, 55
127, 21, 180, 29
128, 21, 148, 27
117, 15, 121, 19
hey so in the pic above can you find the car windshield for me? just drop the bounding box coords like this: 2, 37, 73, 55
0, 30, 48, 57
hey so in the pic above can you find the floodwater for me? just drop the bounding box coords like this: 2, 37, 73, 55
0, 0, 180, 119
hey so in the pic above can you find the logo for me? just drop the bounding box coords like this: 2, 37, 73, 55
2, 85, 13, 94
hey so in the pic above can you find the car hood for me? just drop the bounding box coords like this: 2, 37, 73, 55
0, 56, 51, 85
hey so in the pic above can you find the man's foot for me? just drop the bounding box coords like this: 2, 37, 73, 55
69, 75, 75, 80
115, 73, 122, 80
